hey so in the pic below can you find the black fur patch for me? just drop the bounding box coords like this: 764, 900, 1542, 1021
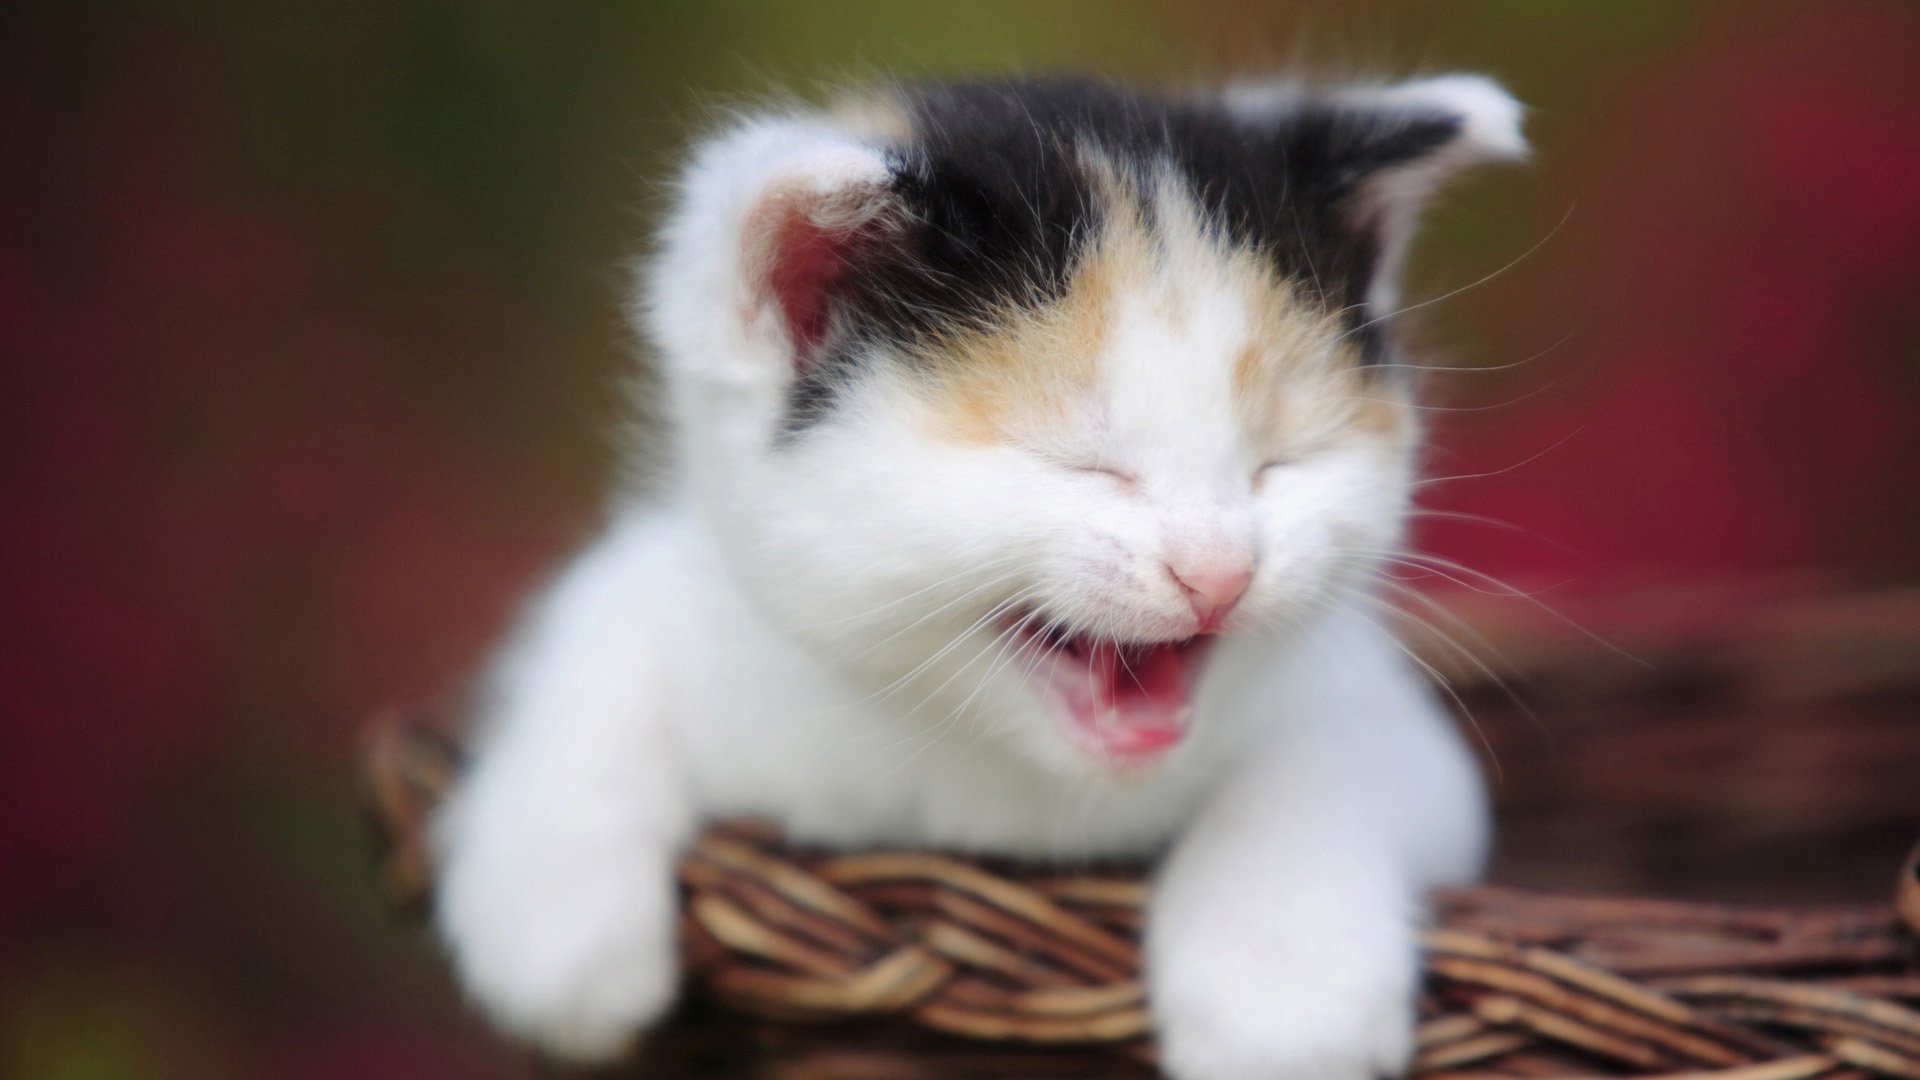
780, 76, 1463, 436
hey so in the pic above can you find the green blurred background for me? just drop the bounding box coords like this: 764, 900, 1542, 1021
4, 2, 1918, 1077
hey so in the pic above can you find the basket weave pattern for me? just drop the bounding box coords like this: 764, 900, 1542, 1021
365, 714, 1920, 1079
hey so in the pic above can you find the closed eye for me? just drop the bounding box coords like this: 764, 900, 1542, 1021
1021, 443, 1141, 491
1069, 462, 1140, 491
1253, 456, 1298, 490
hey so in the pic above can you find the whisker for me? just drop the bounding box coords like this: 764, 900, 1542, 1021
1327, 589, 1504, 785
1363, 574, 1545, 737
875, 586, 1045, 709
791, 553, 1022, 632
1365, 330, 1574, 377
1406, 507, 1577, 557
827, 565, 1026, 663
1353, 546, 1648, 669
1335, 201, 1574, 344
1353, 378, 1556, 413
878, 605, 1045, 774
805, 583, 1044, 724
1411, 427, 1585, 490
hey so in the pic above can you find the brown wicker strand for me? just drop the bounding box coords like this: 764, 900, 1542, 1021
362, 710, 1920, 1079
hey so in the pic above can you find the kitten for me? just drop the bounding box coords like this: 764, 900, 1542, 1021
433, 75, 1526, 1080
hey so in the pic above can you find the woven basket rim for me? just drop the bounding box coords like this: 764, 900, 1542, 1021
361, 705, 1920, 1079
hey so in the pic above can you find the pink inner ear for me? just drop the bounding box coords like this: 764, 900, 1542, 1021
766, 214, 860, 374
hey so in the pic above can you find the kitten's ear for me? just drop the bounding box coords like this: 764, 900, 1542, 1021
643, 118, 904, 380
1233, 74, 1528, 312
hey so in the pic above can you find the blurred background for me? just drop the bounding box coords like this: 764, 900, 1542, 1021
3, 1, 1917, 1076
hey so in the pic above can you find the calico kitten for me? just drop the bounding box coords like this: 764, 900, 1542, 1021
433, 75, 1526, 1080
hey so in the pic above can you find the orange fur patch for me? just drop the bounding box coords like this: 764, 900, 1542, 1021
1228, 259, 1376, 456
915, 211, 1145, 445
914, 165, 1406, 458
1351, 383, 1411, 437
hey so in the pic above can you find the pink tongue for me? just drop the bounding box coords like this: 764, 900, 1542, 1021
1085, 641, 1194, 754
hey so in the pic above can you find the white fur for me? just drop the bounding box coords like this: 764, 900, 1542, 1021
435, 80, 1508, 1078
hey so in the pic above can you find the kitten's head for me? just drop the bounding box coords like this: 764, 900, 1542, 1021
643, 76, 1524, 775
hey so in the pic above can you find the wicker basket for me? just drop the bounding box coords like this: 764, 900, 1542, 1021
363, 588, 1920, 1079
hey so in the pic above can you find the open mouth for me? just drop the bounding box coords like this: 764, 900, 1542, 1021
1009, 612, 1217, 766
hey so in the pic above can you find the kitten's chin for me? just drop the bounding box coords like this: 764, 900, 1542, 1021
1007, 615, 1218, 772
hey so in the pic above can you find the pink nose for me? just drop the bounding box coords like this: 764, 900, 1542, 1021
1166, 562, 1253, 632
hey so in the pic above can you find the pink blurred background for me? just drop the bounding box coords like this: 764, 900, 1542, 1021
3, 2, 1916, 1076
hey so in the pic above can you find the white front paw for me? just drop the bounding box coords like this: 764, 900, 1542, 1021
1151, 921, 1418, 1080
433, 792, 681, 1063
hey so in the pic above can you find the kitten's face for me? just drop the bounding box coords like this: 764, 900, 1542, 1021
648, 78, 1521, 775
726, 201, 1414, 775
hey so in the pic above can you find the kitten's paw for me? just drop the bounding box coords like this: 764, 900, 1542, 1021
1151, 926, 1417, 1080
433, 797, 681, 1063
